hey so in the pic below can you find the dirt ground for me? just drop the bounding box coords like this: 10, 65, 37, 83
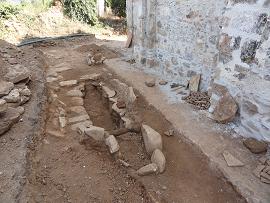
1, 36, 246, 203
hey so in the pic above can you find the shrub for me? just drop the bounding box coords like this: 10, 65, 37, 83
0, 2, 20, 19
63, 0, 98, 25
111, 0, 126, 17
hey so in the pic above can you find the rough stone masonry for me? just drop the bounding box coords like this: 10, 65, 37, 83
127, 0, 270, 141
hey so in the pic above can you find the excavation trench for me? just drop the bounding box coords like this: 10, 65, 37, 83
18, 39, 246, 203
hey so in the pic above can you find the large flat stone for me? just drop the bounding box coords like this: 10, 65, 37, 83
59, 80, 78, 87
141, 125, 163, 154
85, 126, 105, 141
4, 64, 31, 83
0, 80, 14, 97
68, 114, 90, 124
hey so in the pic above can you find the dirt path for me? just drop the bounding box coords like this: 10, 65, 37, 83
19, 37, 245, 203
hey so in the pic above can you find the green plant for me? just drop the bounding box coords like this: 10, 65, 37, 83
111, 0, 126, 17
63, 0, 97, 25
0, 2, 20, 19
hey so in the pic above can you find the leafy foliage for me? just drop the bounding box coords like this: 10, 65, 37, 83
63, 0, 98, 25
111, 0, 126, 17
0, 2, 20, 19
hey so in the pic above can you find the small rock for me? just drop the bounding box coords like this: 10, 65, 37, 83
0, 80, 14, 97
116, 100, 126, 109
159, 80, 168, 85
223, 151, 244, 167
3, 89, 20, 103
4, 64, 31, 83
164, 129, 175, 137
151, 149, 166, 173
85, 126, 105, 141
141, 125, 163, 154
189, 74, 201, 92
137, 163, 158, 176
0, 99, 8, 115
112, 103, 126, 117
145, 79, 156, 87
59, 80, 78, 87
71, 120, 93, 134
68, 114, 90, 124
66, 89, 84, 97
59, 116, 67, 128
243, 138, 268, 154
105, 135, 120, 154
20, 86, 31, 97
102, 86, 116, 98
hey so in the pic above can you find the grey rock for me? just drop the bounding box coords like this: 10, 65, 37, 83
243, 138, 268, 154
85, 126, 105, 141
137, 163, 159, 176
0, 80, 14, 97
3, 89, 20, 103
105, 135, 120, 154
4, 64, 31, 83
59, 80, 78, 87
151, 149, 166, 173
141, 125, 163, 154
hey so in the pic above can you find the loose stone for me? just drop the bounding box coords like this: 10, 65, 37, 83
141, 125, 163, 154
105, 135, 120, 154
137, 163, 159, 176
85, 126, 105, 141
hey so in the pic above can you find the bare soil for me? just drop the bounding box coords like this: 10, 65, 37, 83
1, 36, 246, 203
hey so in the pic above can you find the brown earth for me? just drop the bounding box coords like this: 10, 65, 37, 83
1, 37, 246, 203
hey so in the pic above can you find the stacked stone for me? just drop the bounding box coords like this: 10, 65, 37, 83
0, 65, 31, 135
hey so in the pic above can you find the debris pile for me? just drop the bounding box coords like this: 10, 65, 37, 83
182, 91, 211, 110
253, 156, 270, 184
87, 52, 106, 66
0, 44, 32, 136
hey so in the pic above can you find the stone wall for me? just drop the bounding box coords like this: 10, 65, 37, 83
127, 0, 270, 141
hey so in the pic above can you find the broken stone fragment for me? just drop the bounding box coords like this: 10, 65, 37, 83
59, 80, 78, 87
105, 135, 120, 154
112, 103, 126, 117
85, 126, 105, 141
145, 79, 156, 87
20, 86, 31, 97
0, 107, 21, 135
59, 116, 67, 128
116, 100, 126, 109
159, 80, 168, 85
0, 80, 14, 97
243, 138, 268, 154
141, 125, 163, 154
4, 64, 31, 83
68, 114, 90, 124
189, 74, 201, 92
71, 120, 93, 134
137, 163, 159, 176
164, 129, 175, 137
223, 151, 244, 167
151, 149, 166, 173
0, 99, 8, 115
3, 89, 20, 103
209, 84, 238, 123
66, 89, 84, 97
102, 86, 116, 98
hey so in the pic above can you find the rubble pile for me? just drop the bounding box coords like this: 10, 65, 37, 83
0, 44, 32, 136
253, 156, 270, 184
182, 91, 211, 110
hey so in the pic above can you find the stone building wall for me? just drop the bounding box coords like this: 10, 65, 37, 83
127, 0, 270, 141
